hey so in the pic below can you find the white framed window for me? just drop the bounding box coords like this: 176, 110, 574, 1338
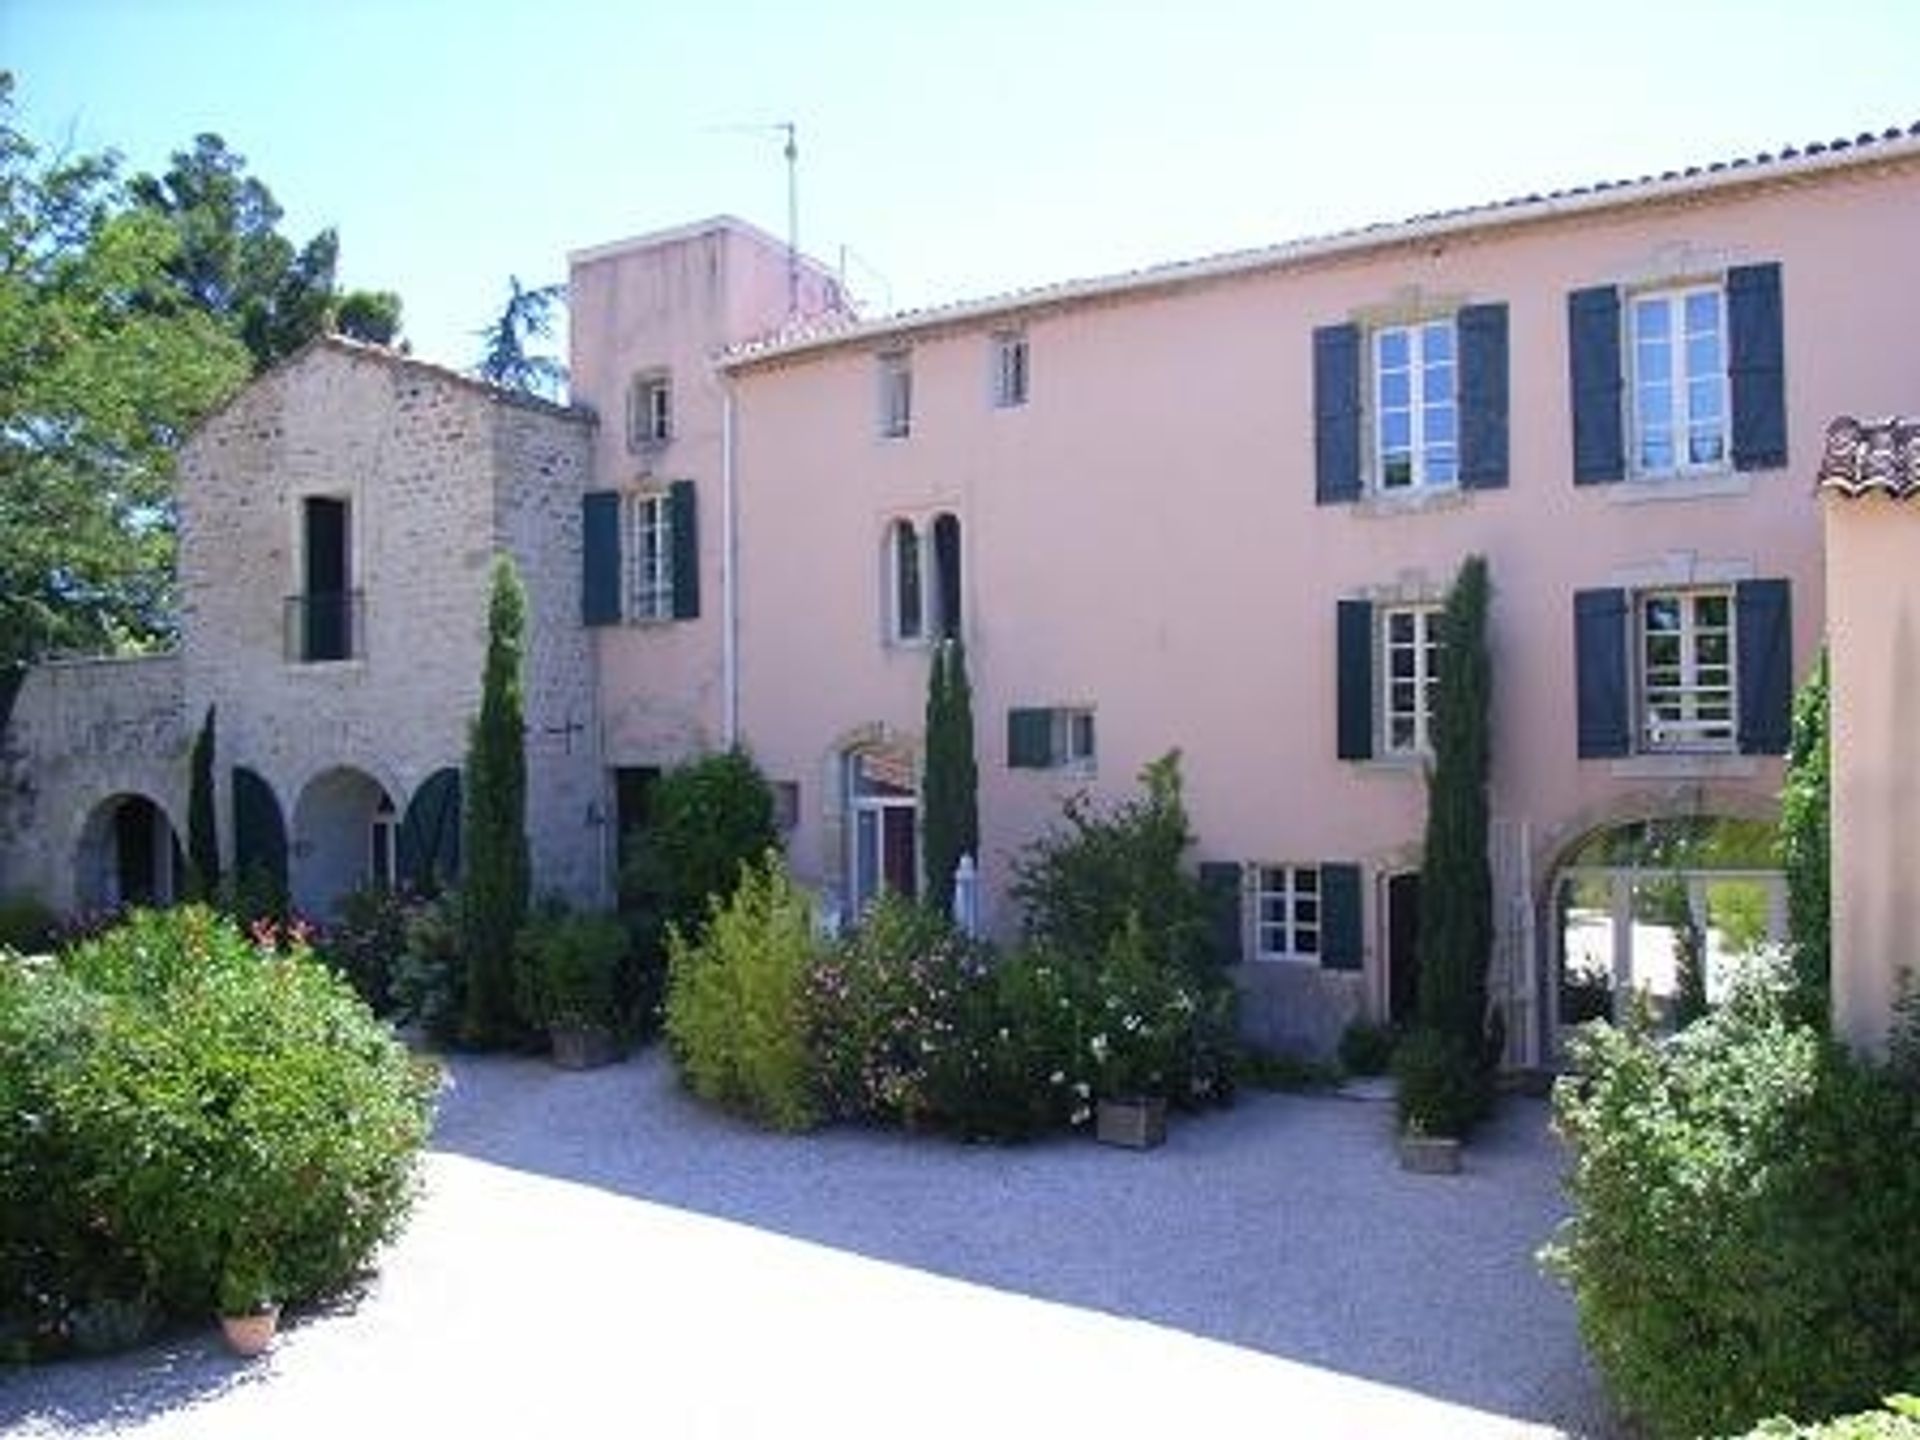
888, 518, 924, 641
1381, 605, 1441, 756
627, 492, 674, 621
992, 330, 1028, 408
847, 746, 918, 913
628, 371, 672, 451
882, 512, 961, 645
1254, 865, 1320, 962
878, 350, 912, 439
1054, 707, 1096, 768
1630, 285, 1727, 475
1008, 705, 1095, 771
1374, 320, 1457, 491
1639, 588, 1735, 752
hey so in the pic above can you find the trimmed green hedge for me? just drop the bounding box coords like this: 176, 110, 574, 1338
1, 907, 437, 1356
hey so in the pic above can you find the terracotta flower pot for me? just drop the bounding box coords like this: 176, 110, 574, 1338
219, 1306, 280, 1358
1096, 1096, 1167, 1149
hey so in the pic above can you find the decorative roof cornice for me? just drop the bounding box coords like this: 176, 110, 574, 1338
1817, 416, 1920, 500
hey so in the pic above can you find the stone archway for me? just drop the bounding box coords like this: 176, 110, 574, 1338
74, 793, 182, 912
291, 766, 394, 918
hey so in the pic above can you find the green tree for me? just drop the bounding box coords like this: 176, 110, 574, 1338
0, 75, 251, 672
620, 749, 779, 945
330, 288, 403, 345
1780, 648, 1830, 1026
186, 704, 219, 900
1408, 555, 1495, 1131
920, 637, 979, 916
459, 557, 531, 1047
475, 276, 566, 399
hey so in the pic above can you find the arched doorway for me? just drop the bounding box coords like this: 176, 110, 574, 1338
846, 743, 918, 915
1551, 815, 1785, 1053
291, 767, 395, 918
75, 793, 182, 911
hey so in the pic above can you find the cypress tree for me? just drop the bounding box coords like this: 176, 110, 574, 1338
1414, 555, 1494, 1074
1779, 648, 1830, 1026
920, 638, 979, 917
186, 704, 220, 901
460, 556, 531, 1047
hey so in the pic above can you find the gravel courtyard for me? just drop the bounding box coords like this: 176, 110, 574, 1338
2, 1051, 1619, 1438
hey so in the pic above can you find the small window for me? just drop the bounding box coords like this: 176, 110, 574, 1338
1381, 605, 1442, 756
1008, 705, 1096, 771
992, 331, 1028, 408
1373, 320, 1457, 491
628, 371, 672, 451
878, 351, 912, 439
883, 512, 961, 644
1630, 285, 1727, 475
772, 781, 801, 833
627, 492, 674, 621
1254, 865, 1320, 962
1639, 588, 1735, 752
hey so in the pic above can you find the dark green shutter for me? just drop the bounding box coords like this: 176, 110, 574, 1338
1007, 708, 1054, 768
231, 766, 288, 896
1457, 303, 1509, 489
1314, 323, 1362, 505
1728, 263, 1786, 472
1198, 861, 1244, 967
1568, 286, 1624, 484
1320, 863, 1363, 971
1336, 599, 1374, 761
581, 491, 621, 626
1574, 588, 1631, 758
399, 766, 462, 892
1736, 578, 1792, 755
669, 480, 700, 620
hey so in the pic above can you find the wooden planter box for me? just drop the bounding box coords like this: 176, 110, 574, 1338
1096, 1096, 1167, 1150
550, 1025, 620, 1070
1397, 1132, 1463, 1174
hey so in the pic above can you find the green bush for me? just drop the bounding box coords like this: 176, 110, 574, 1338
1741, 1397, 1920, 1439
516, 903, 629, 1034
1545, 968, 1920, 1438
389, 892, 463, 1044
1392, 1026, 1485, 1137
0, 908, 436, 1355
316, 883, 411, 1015
622, 748, 780, 947
664, 853, 818, 1132
1337, 1018, 1397, 1077
0, 892, 56, 952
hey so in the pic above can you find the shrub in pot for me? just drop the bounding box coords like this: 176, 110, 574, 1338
517, 905, 629, 1067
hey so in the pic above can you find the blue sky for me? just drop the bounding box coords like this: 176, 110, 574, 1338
7, 0, 1917, 372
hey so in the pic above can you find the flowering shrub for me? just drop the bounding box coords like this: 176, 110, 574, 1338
0, 907, 437, 1357
315, 884, 411, 1016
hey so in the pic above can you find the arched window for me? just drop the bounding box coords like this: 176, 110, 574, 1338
890, 519, 923, 641
884, 513, 963, 644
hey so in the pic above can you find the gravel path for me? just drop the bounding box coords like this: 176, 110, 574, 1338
2, 1050, 1620, 1438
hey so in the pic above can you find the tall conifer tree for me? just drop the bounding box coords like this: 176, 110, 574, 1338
186, 704, 220, 901
921, 638, 979, 917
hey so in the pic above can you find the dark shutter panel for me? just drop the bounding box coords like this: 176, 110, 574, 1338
1198, 862, 1244, 967
230, 767, 288, 898
1007, 708, 1054, 769
1574, 588, 1632, 758
581, 491, 621, 626
1336, 599, 1374, 761
1320, 863, 1363, 971
1736, 578, 1792, 755
1457, 303, 1510, 489
1568, 286, 1625, 484
1313, 323, 1363, 505
1728, 263, 1787, 472
399, 767, 463, 892
669, 479, 700, 620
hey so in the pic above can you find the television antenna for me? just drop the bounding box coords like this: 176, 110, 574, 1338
709, 119, 801, 317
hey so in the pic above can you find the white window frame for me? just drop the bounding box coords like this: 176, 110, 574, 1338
1380, 604, 1442, 757
846, 747, 919, 914
1253, 864, 1321, 964
1638, 587, 1736, 753
1372, 319, 1458, 492
1629, 284, 1729, 478
992, 330, 1028, 409
627, 491, 674, 621
1052, 707, 1095, 770
628, 371, 672, 451
878, 350, 912, 439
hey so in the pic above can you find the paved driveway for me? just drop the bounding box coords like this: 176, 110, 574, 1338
2, 1051, 1619, 1438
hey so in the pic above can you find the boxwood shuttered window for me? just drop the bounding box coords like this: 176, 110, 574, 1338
1568, 263, 1785, 484
581, 483, 699, 625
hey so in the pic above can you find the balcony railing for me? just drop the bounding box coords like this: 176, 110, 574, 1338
284, 590, 364, 663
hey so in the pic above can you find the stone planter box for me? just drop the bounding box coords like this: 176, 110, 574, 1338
1096, 1096, 1167, 1150
1397, 1132, 1463, 1174
550, 1025, 620, 1071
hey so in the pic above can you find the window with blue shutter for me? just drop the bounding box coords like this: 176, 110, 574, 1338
1569, 286, 1625, 484
1575, 588, 1631, 757
1457, 303, 1509, 489
231, 767, 288, 898
1735, 578, 1792, 755
1320, 863, 1363, 971
1007, 708, 1054, 768
1728, 264, 1786, 472
1314, 324, 1362, 505
581, 491, 622, 626
1197, 862, 1245, 966
1337, 599, 1374, 760
669, 480, 700, 620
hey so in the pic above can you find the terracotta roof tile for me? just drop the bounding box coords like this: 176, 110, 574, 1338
1817, 416, 1920, 499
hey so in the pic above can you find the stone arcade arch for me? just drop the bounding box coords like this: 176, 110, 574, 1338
73, 793, 182, 912
290, 766, 396, 918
